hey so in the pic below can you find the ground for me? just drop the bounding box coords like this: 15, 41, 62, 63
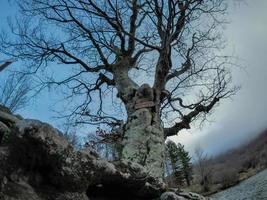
211, 169, 267, 200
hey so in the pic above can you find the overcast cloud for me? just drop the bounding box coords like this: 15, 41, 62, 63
171, 0, 267, 156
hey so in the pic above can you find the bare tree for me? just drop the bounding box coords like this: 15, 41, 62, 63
0, 72, 31, 112
60, 123, 81, 148
0, 59, 31, 112
194, 147, 213, 192
0, 0, 239, 180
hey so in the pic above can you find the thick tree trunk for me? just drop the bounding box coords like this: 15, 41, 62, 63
112, 64, 165, 180
119, 84, 164, 180
121, 106, 165, 181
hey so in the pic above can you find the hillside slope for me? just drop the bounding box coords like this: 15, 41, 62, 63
210, 129, 267, 189
211, 168, 267, 200
179, 129, 267, 195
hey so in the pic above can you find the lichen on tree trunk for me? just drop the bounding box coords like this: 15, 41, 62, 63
113, 65, 165, 180
121, 107, 165, 180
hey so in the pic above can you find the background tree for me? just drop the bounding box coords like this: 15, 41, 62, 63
60, 123, 81, 148
166, 140, 183, 185
177, 143, 193, 186
194, 146, 213, 192
0, 60, 31, 112
0, 0, 239, 180
84, 126, 122, 161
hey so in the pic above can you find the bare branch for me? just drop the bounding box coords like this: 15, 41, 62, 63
0, 59, 14, 72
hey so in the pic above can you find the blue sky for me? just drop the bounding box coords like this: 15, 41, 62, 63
0, 1, 70, 129
1, 0, 267, 156
0, 0, 124, 137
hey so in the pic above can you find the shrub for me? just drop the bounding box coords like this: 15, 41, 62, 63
218, 168, 239, 189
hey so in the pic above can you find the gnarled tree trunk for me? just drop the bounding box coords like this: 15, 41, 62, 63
122, 108, 165, 180
119, 83, 165, 180
112, 60, 167, 180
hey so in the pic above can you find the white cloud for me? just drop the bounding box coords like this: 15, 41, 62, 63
171, 0, 267, 157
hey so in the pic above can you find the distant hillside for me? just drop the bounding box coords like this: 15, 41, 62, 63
211, 168, 267, 200
179, 128, 267, 195
210, 128, 267, 188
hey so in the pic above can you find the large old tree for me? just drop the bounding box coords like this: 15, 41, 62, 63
0, 0, 238, 180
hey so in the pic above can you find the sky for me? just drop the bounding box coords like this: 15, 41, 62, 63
171, 0, 267, 156
1, 0, 267, 157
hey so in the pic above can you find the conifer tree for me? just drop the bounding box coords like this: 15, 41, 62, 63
166, 140, 183, 185
177, 143, 193, 186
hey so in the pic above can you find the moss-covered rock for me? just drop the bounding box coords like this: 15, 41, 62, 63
0, 121, 11, 144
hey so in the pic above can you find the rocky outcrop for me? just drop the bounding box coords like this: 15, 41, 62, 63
0, 105, 16, 144
211, 169, 267, 200
0, 105, 207, 200
160, 191, 207, 200
161, 192, 186, 200
0, 106, 165, 199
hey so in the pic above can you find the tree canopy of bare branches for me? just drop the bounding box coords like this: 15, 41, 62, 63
0, 0, 239, 179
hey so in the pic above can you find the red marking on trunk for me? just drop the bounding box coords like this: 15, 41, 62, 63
135, 101, 155, 109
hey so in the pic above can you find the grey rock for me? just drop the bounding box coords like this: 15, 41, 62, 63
161, 191, 207, 200
0, 105, 11, 114
0, 114, 204, 200
14, 114, 23, 120
13, 119, 90, 191
0, 110, 19, 125
0, 121, 11, 144
1, 179, 42, 200
178, 192, 206, 200
161, 192, 186, 200
55, 192, 89, 200
0, 118, 165, 199
211, 169, 267, 200
0, 147, 9, 191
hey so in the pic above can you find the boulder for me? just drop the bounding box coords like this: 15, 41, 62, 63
0, 179, 42, 200
55, 192, 89, 200
0, 108, 205, 200
0, 118, 165, 199
0, 121, 11, 144
160, 191, 207, 200
0, 110, 20, 125
0, 105, 12, 114
178, 192, 206, 200
161, 192, 186, 200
